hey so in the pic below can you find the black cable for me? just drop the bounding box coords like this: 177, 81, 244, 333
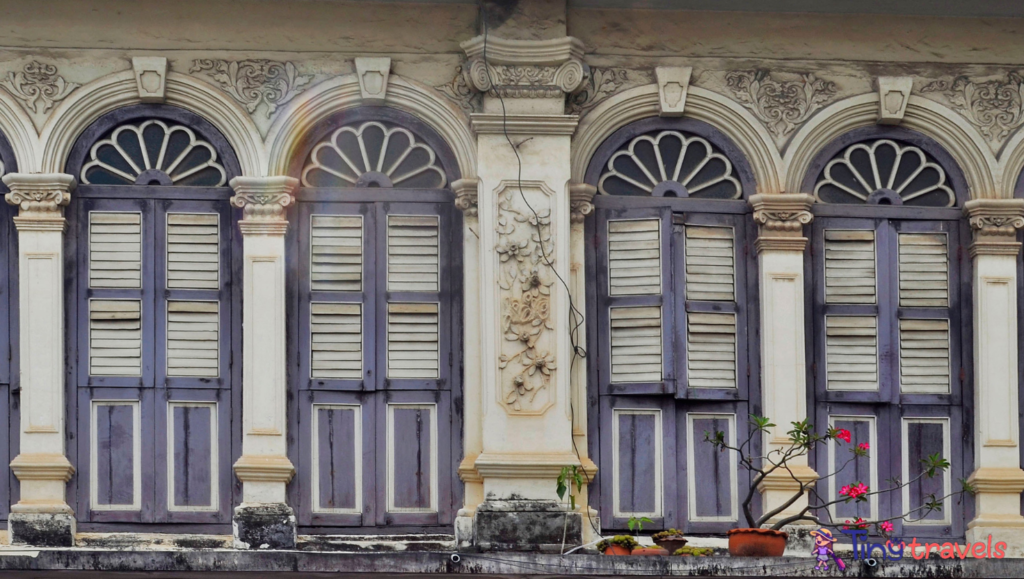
479, 3, 599, 541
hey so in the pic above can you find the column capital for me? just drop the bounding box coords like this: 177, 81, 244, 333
460, 35, 587, 99
569, 182, 596, 223
229, 176, 298, 235
452, 177, 479, 217
749, 193, 815, 253
964, 199, 1024, 257
3, 173, 75, 228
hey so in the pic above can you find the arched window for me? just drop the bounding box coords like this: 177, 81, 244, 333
65, 105, 241, 528
585, 117, 759, 532
805, 126, 970, 539
0, 133, 17, 524
287, 108, 461, 531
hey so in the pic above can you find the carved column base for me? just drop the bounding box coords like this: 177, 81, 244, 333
756, 464, 820, 526
233, 503, 296, 550
470, 500, 581, 553
9, 513, 75, 547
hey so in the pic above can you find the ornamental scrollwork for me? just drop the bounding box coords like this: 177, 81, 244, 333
496, 186, 556, 412
435, 65, 481, 114
190, 59, 313, 117
921, 72, 1024, 143
725, 70, 837, 139
752, 209, 813, 233
0, 61, 79, 115
466, 59, 586, 99
567, 67, 629, 115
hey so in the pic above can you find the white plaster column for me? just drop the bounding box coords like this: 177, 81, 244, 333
749, 193, 819, 524
963, 199, 1024, 554
459, 34, 591, 549
3, 173, 77, 546
452, 177, 484, 547
228, 176, 298, 550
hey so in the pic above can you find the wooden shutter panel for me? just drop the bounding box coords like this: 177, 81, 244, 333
607, 219, 662, 296
609, 306, 663, 383
387, 303, 439, 379
90, 212, 142, 289
166, 213, 219, 290
311, 302, 363, 379
824, 230, 876, 304
684, 225, 734, 301
825, 316, 878, 390
166, 301, 218, 377
899, 318, 950, 393
686, 312, 736, 389
90, 299, 142, 376
311, 215, 363, 292
898, 233, 948, 307
388, 215, 439, 292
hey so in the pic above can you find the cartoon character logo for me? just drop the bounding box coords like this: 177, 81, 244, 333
810, 528, 846, 572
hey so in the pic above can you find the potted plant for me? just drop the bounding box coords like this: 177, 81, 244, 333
674, 546, 713, 557
704, 415, 975, 557
596, 535, 639, 555
651, 529, 687, 553
626, 516, 668, 555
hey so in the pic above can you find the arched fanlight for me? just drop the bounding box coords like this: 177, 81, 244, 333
814, 139, 955, 207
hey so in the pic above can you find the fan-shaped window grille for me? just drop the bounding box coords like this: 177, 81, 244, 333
814, 139, 955, 207
301, 121, 447, 189
597, 130, 741, 199
80, 120, 227, 187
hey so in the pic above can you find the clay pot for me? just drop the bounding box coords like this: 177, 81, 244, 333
655, 537, 688, 553
631, 546, 670, 556
602, 544, 632, 555
726, 528, 788, 557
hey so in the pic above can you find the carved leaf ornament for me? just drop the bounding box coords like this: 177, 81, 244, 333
495, 187, 556, 412
922, 73, 1024, 143
0, 61, 79, 115
726, 70, 837, 139
190, 59, 312, 117
814, 139, 955, 207
301, 121, 447, 189
598, 130, 742, 199
80, 120, 227, 186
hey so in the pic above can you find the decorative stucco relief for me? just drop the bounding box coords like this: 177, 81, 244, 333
189, 59, 313, 118
921, 72, 1024, 143
435, 64, 481, 114
567, 67, 633, 116
0, 61, 79, 115
725, 69, 838, 141
495, 182, 557, 414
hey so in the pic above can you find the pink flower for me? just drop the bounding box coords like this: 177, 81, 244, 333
854, 483, 869, 496
858, 442, 870, 451
836, 429, 852, 444
839, 485, 852, 497
880, 521, 894, 533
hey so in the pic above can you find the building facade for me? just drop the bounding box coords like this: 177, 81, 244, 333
1, 0, 1024, 564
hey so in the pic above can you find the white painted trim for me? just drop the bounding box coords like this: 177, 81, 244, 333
90, 399, 142, 512
166, 400, 219, 513
901, 416, 952, 526
571, 84, 784, 195
826, 414, 878, 522
784, 93, 997, 198
611, 407, 663, 519
686, 412, 738, 522
266, 74, 475, 181
386, 403, 439, 514
311, 403, 363, 515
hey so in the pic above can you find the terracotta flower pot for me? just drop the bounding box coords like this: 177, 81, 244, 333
655, 537, 688, 553
602, 544, 632, 555
726, 528, 788, 557
631, 546, 670, 556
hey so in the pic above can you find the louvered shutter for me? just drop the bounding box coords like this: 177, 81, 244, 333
678, 216, 743, 393
388, 215, 439, 292
90, 212, 142, 289
898, 233, 949, 307
166, 214, 219, 290
166, 301, 218, 377
825, 316, 878, 390
597, 207, 672, 392
90, 299, 143, 376
824, 229, 876, 304
301, 205, 373, 389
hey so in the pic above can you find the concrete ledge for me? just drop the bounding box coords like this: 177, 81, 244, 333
0, 550, 1017, 577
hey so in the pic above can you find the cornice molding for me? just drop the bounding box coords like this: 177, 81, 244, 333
470, 113, 579, 135
232, 454, 296, 483
461, 35, 587, 99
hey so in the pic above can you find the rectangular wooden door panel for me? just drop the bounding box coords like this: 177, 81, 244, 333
168, 402, 217, 510
829, 415, 877, 522
686, 413, 737, 522
612, 409, 662, 518
313, 404, 361, 513
902, 417, 950, 525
